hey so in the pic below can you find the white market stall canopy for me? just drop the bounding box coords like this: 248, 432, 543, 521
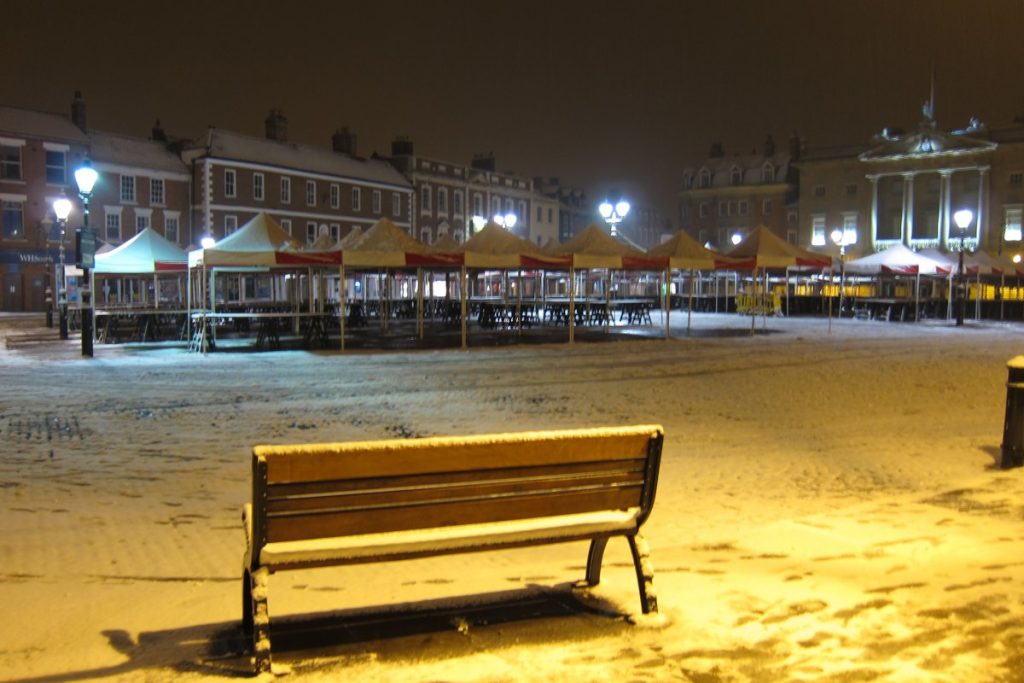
93, 227, 187, 274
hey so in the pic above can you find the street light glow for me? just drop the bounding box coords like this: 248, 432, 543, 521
53, 193, 72, 222
201, 235, 217, 249
615, 200, 630, 218
731, 233, 742, 245
598, 202, 613, 219
74, 161, 98, 196
954, 209, 974, 231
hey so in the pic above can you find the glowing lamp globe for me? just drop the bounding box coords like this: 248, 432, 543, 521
615, 201, 630, 218
52, 194, 72, 222
953, 209, 974, 231
74, 162, 98, 195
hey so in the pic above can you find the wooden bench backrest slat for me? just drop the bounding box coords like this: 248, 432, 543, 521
267, 459, 644, 498
255, 427, 657, 483
266, 485, 644, 542
265, 464, 646, 516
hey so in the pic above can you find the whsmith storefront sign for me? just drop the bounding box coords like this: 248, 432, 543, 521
0, 248, 60, 266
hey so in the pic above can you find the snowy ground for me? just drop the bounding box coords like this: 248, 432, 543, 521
1, 312, 1023, 682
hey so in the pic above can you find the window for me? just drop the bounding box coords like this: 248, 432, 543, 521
280, 177, 291, 204
306, 180, 316, 207
150, 178, 165, 205
762, 198, 773, 216
136, 213, 150, 232
120, 175, 136, 203
420, 185, 431, 213
0, 145, 21, 180
104, 212, 120, 242
164, 215, 179, 243
738, 200, 748, 216
730, 167, 742, 186
225, 215, 238, 234
536, 205, 543, 222
814, 184, 826, 198
788, 230, 798, 245
453, 190, 462, 215
1011, 173, 1023, 187
699, 202, 709, 218
788, 210, 799, 226
761, 164, 774, 184
548, 208, 553, 222
1005, 207, 1022, 242
224, 169, 236, 198
518, 200, 526, 222
699, 169, 711, 188
306, 221, 318, 244
280, 218, 292, 235
811, 214, 826, 246
330, 223, 340, 241
253, 173, 264, 201
392, 193, 401, 217
505, 198, 514, 214
331, 184, 340, 209
841, 213, 859, 246
350, 186, 359, 211
718, 201, 727, 216
846, 184, 858, 196
45, 150, 66, 184
491, 196, 500, 216
372, 190, 381, 213
473, 193, 483, 216
420, 227, 431, 242
438, 187, 448, 214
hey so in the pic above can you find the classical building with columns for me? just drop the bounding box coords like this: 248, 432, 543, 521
797, 107, 1024, 258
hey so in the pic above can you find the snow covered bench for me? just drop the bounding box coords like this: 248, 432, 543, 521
241, 424, 665, 673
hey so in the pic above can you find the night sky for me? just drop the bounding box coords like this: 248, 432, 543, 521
3, 0, 1022, 221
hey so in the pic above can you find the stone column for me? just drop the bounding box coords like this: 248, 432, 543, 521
977, 167, 989, 249
902, 172, 915, 246
869, 175, 879, 250
940, 170, 952, 248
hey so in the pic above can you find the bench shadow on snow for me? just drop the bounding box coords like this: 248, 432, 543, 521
5, 586, 628, 681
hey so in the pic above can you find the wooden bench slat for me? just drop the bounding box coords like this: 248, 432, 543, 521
256, 426, 660, 483
265, 485, 643, 542
265, 466, 647, 515
267, 459, 646, 498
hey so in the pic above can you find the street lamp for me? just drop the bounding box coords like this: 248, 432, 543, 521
730, 232, 743, 246
492, 213, 517, 229
830, 226, 855, 318
74, 160, 99, 357
471, 215, 487, 233
953, 209, 973, 327
598, 199, 630, 237
52, 191, 72, 340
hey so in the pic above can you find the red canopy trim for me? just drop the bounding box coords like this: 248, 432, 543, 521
521, 254, 572, 269
622, 256, 669, 270
275, 251, 342, 266
154, 261, 187, 272
717, 257, 756, 271
405, 252, 464, 267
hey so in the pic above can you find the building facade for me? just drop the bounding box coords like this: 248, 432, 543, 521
797, 108, 1024, 258
0, 96, 89, 311
534, 177, 589, 243
387, 142, 536, 244
181, 112, 414, 246
678, 135, 799, 250
90, 129, 191, 249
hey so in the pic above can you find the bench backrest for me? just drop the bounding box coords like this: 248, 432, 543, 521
250, 425, 663, 546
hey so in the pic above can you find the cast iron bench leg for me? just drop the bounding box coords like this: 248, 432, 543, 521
628, 532, 658, 614
245, 567, 272, 674
583, 536, 609, 587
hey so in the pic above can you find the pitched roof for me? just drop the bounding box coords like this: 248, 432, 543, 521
859, 126, 996, 161
0, 105, 88, 144
195, 128, 412, 189
89, 130, 189, 178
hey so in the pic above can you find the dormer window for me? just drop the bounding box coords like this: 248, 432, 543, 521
699, 168, 711, 188
761, 163, 774, 184
730, 167, 742, 186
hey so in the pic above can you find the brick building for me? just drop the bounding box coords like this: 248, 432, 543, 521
181, 111, 414, 246
678, 135, 800, 250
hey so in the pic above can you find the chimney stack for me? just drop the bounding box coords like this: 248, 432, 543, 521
151, 119, 167, 142
709, 141, 724, 158
391, 136, 414, 156
71, 91, 87, 133
763, 134, 776, 157
265, 109, 288, 142
471, 152, 495, 172
332, 126, 357, 155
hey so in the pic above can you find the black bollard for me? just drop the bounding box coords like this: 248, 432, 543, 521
999, 356, 1024, 469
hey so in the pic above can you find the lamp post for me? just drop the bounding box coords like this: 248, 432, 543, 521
830, 227, 854, 319
52, 191, 72, 340
74, 160, 99, 357
598, 198, 630, 237
953, 209, 973, 327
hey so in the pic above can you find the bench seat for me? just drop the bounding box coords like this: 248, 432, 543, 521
249, 505, 641, 568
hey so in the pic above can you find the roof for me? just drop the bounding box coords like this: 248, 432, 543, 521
89, 130, 189, 178
193, 128, 413, 190
859, 126, 996, 162
0, 105, 88, 144
94, 227, 187, 274
683, 153, 793, 189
